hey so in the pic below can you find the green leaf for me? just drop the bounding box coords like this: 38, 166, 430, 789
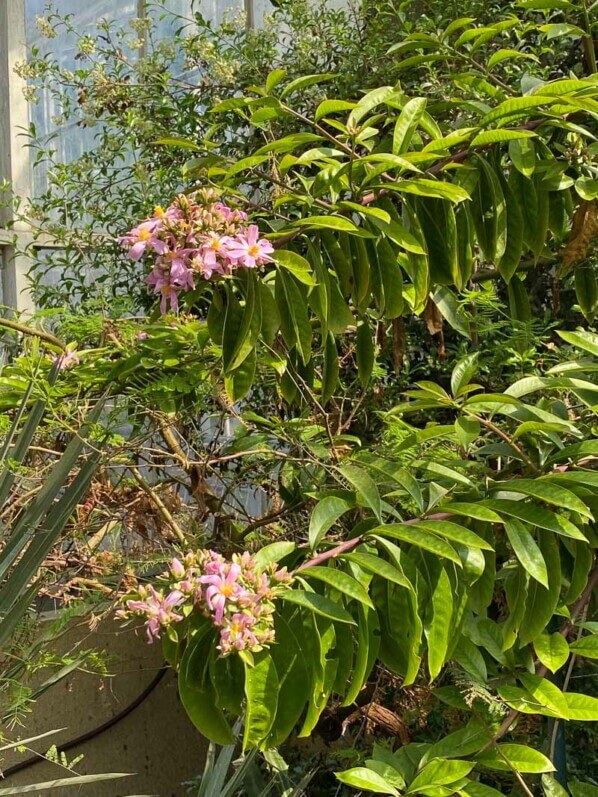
179, 626, 234, 745
488, 49, 539, 68
293, 215, 362, 234
570, 781, 598, 797
255, 132, 323, 155
471, 129, 537, 147
0, 774, 132, 794
371, 524, 462, 565
338, 463, 382, 520
416, 519, 493, 551
497, 478, 592, 518
534, 632, 570, 673
357, 321, 375, 388
336, 767, 399, 795
153, 136, 201, 150
393, 98, 427, 154
370, 215, 426, 255
389, 179, 470, 203
224, 154, 270, 176
486, 499, 586, 540
519, 673, 570, 718
451, 353, 479, 396
569, 635, 598, 659
518, 530, 562, 646
566, 323, 598, 362
565, 693, 598, 721
482, 97, 557, 126
505, 519, 547, 588
315, 99, 357, 122
344, 550, 413, 590
476, 744, 555, 773
265, 68, 287, 93
243, 650, 279, 749
348, 86, 403, 127
267, 615, 309, 746
432, 287, 471, 338
322, 332, 340, 404
426, 567, 454, 679
275, 249, 317, 286
253, 541, 296, 569
576, 177, 598, 201
422, 722, 492, 764
343, 602, 380, 706
543, 775, 570, 797
509, 137, 536, 176
416, 198, 459, 287
309, 496, 354, 550
275, 269, 312, 364
409, 759, 474, 791
443, 503, 503, 523
280, 73, 336, 99
472, 155, 507, 264
281, 590, 356, 624
304, 565, 374, 608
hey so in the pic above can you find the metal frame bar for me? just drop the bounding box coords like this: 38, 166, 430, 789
0, 0, 35, 315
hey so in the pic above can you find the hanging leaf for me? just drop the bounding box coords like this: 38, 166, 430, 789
426, 566, 454, 679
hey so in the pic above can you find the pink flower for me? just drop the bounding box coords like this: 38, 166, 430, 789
50, 350, 80, 370
225, 225, 274, 269
194, 233, 233, 278
146, 258, 195, 313
126, 586, 184, 643
218, 612, 258, 653
119, 221, 169, 261
171, 558, 185, 579
200, 563, 242, 624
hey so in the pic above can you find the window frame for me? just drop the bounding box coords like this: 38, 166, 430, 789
0, 0, 259, 313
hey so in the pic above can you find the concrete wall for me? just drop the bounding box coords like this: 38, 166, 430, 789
1, 617, 208, 797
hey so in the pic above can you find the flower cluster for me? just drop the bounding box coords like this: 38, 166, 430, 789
118, 190, 274, 314
119, 549, 292, 656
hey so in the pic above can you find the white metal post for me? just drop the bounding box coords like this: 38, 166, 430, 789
0, 0, 35, 315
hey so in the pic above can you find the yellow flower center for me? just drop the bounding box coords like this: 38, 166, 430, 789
221, 584, 234, 597
154, 205, 165, 218
248, 244, 260, 258
139, 227, 152, 241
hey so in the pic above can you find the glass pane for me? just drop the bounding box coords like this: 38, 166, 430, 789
25, 1, 138, 197
152, 0, 245, 80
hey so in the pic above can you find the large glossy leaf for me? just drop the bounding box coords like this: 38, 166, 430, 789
281, 589, 356, 624
304, 565, 374, 608
504, 518, 548, 587
309, 496, 354, 549
336, 767, 399, 795
243, 650, 279, 749
179, 625, 234, 745
476, 744, 555, 773
426, 566, 454, 679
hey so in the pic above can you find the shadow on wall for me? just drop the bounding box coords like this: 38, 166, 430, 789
0, 617, 207, 797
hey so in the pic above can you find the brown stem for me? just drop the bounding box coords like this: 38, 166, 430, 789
465, 411, 540, 473
130, 466, 186, 545
0, 317, 66, 350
